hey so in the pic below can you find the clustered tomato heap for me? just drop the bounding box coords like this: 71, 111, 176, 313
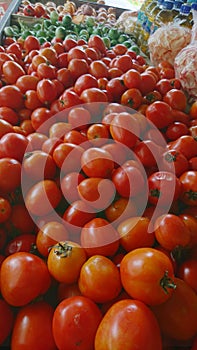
0, 30, 197, 350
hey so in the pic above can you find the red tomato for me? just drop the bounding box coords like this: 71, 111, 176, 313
80, 87, 108, 103
145, 101, 173, 129
106, 77, 127, 102
5, 233, 36, 256
74, 73, 98, 95
0, 196, 11, 223
0, 252, 51, 306
118, 216, 155, 251
78, 177, 116, 210
25, 179, 62, 216
120, 247, 176, 305
112, 164, 145, 198
139, 72, 157, 95
52, 296, 102, 350
47, 241, 86, 284
0, 299, 14, 346
168, 135, 197, 160
30, 107, 54, 134
113, 54, 133, 73
165, 121, 189, 141
88, 35, 106, 55
89, 60, 109, 79
36, 221, 68, 257
36, 78, 57, 104
110, 112, 140, 148
24, 35, 40, 53
151, 278, 197, 341
105, 197, 137, 224
63, 200, 96, 235
154, 213, 191, 251
16, 74, 39, 93
53, 142, 84, 174
2, 58, 25, 82
67, 46, 87, 62
80, 217, 119, 257
0, 106, 19, 125
11, 301, 56, 350
148, 171, 182, 207
0, 85, 24, 110
161, 149, 189, 177
78, 255, 122, 303
67, 106, 91, 130
120, 88, 142, 109
134, 140, 162, 168
22, 150, 56, 181
0, 158, 21, 193
81, 147, 114, 178
163, 88, 187, 111
177, 258, 197, 293
61, 171, 85, 204
95, 299, 162, 350
57, 282, 82, 302
68, 58, 89, 81
179, 170, 197, 206
0, 132, 29, 162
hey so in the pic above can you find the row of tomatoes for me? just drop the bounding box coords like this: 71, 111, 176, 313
0, 32, 197, 349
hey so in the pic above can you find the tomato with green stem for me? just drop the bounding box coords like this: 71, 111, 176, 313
120, 247, 176, 305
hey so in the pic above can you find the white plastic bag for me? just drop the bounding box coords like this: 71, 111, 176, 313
174, 10, 197, 99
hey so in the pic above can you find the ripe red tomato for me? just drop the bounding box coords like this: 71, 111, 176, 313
163, 89, 187, 111
30, 107, 54, 134
68, 58, 89, 81
177, 258, 197, 293
120, 247, 176, 305
105, 197, 137, 224
145, 101, 173, 129
179, 170, 197, 206
0, 252, 51, 306
67, 106, 91, 130
47, 241, 86, 284
110, 112, 140, 148
151, 277, 197, 341
95, 299, 162, 350
16, 74, 39, 93
0, 196, 11, 223
74, 73, 98, 95
52, 295, 102, 350
2, 60, 25, 84
168, 135, 197, 160
0, 85, 24, 110
120, 88, 142, 109
81, 147, 114, 178
0, 157, 21, 193
78, 177, 116, 210
36, 221, 68, 257
154, 213, 191, 251
5, 233, 36, 256
36, 78, 57, 104
78, 255, 122, 303
88, 35, 106, 55
11, 301, 56, 350
0, 106, 19, 125
25, 179, 62, 216
112, 164, 145, 198
80, 217, 119, 257
148, 171, 182, 207
0, 132, 29, 162
80, 87, 108, 103
161, 149, 189, 177
106, 77, 127, 102
118, 216, 155, 251
22, 150, 56, 181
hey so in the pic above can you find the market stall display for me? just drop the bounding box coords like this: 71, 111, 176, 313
0, 0, 197, 349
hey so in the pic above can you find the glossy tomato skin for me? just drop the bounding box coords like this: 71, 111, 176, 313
95, 299, 162, 350
179, 170, 197, 206
25, 179, 62, 217
78, 255, 122, 304
47, 241, 87, 284
52, 295, 102, 350
120, 247, 176, 305
0, 252, 51, 306
151, 278, 197, 341
11, 301, 56, 350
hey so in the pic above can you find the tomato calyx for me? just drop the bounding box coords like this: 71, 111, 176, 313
160, 270, 176, 294
164, 152, 178, 163
185, 190, 197, 201
51, 242, 73, 258
150, 188, 160, 198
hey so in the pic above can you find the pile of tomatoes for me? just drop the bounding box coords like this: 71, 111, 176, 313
0, 30, 197, 350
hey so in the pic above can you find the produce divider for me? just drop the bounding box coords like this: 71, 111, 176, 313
0, 0, 129, 43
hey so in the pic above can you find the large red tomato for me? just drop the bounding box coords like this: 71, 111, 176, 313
52, 296, 102, 350
95, 299, 162, 350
